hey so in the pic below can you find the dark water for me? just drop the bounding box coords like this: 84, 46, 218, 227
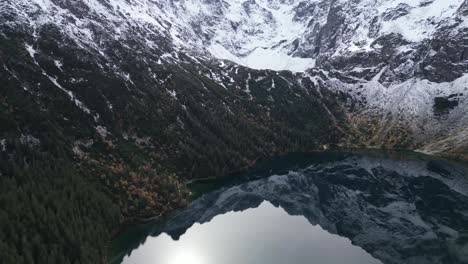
111, 151, 468, 264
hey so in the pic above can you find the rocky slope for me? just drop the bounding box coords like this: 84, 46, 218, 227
1, 0, 355, 182
1, 0, 467, 158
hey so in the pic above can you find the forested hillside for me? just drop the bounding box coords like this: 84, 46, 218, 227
0, 9, 344, 263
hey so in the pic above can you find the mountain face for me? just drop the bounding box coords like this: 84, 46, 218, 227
1, 0, 349, 195
0, 0, 467, 262
1, 0, 467, 160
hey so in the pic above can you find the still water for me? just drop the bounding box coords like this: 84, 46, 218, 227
122, 202, 381, 264
112, 151, 468, 264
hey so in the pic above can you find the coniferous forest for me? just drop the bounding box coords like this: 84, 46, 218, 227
0, 143, 119, 263
0, 27, 342, 262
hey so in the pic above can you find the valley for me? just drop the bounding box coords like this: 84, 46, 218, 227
0, 0, 467, 263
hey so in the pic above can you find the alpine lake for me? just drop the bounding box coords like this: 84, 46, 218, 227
110, 150, 468, 264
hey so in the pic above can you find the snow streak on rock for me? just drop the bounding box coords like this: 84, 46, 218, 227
1, 0, 468, 155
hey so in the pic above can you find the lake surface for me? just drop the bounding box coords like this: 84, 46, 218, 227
111, 151, 468, 264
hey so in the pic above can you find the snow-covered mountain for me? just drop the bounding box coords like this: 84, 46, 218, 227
5, 0, 467, 72
2, 2, 467, 263
1, 0, 468, 160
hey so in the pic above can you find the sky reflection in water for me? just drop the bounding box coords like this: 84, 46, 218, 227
122, 201, 382, 264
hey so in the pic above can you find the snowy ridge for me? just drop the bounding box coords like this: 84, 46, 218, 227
1, 0, 468, 155
2, 0, 466, 72
321, 72, 468, 153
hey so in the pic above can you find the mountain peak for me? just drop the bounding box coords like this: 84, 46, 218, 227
3, 0, 466, 73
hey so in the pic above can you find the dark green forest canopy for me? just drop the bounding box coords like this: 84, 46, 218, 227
0, 22, 343, 263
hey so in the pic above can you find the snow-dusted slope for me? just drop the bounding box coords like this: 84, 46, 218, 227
296, 0, 466, 53
171, 0, 467, 72
2, 0, 466, 73
323, 72, 468, 153
1, 0, 468, 157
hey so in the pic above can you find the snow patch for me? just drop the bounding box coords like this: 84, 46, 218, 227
42, 70, 97, 120
25, 44, 39, 65
96, 125, 110, 138
0, 139, 6, 152
379, 0, 464, 42
54, 60, 63, 71
208, 44, 315, 72
20, 134, 40, 148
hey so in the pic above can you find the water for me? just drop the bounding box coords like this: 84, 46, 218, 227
120, 202, 381, 264
111, 151, 468, 264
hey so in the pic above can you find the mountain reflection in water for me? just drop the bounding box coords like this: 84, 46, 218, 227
122, 202, 382, 264
112, 151, 468, 264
